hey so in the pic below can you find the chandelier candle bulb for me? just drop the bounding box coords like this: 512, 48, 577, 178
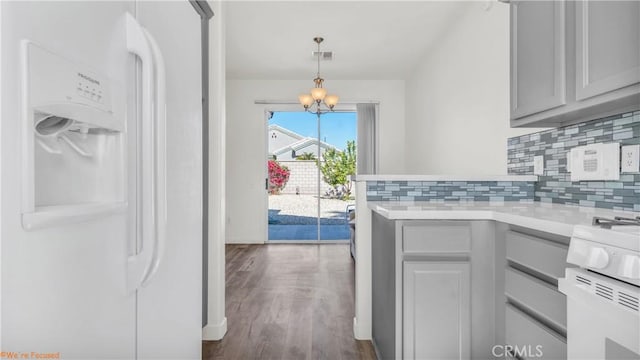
298, 94, 314, 108
311, 87, 327, 101
324, 95, 339, 108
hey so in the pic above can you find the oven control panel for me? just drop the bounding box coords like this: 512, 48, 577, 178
567, 237, 640, 286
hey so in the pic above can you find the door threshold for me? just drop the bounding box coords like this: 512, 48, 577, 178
266, 240, 349, 244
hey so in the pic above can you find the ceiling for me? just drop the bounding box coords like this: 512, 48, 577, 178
224, 1, 474, 80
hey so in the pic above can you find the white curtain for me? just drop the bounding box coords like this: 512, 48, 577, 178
356, 103, 377, 174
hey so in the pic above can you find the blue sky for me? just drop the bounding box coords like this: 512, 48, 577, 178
269, 111, 356, 151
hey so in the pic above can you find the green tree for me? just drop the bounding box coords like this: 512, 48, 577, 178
318, 140, 356, 200
296, 152, 317, 161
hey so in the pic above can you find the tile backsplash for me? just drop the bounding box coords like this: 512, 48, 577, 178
366, 181, 535, 203
508, 111, 640, 211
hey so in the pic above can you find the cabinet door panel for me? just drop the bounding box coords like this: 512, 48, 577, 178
576, 1, 640, 100
511, 0, 566, 118
403, 262, 470, 360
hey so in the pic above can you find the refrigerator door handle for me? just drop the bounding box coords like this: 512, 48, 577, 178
140, 27, 167, 288
125, 13, 156, 293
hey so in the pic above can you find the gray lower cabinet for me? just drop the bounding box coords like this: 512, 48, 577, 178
371, 214, 494, 360
505, 305, 567, 360
510, 0, 640, 128
498, 227, 571, 360
403, 261, 471, 360
371, 216, 571, 360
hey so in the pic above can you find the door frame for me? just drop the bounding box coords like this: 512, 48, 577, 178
262, 103, 358, 244
188, 0, 214, 330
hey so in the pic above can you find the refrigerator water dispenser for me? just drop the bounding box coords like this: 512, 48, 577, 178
21, 41, 126, 229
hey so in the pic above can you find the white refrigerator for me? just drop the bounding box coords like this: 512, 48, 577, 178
1, 1, 203, 359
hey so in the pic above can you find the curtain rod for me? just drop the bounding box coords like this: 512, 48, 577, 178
254, 100, 380, 105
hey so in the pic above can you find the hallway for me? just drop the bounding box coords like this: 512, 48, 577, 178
202, 244, 376, 359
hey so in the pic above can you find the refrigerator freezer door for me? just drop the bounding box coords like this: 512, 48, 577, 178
1, 1, 136, 358
135, 1, 202, 359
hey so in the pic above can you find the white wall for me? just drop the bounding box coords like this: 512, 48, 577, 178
404, 3, 544, 175
226, 79, 405, 244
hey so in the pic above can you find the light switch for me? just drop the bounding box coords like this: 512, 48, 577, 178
533, 155, 544, 175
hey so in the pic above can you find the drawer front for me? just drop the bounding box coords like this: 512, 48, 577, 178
506, 304, 566, 360
402, 222, 471, 254
505, 268, 567, 331
506, 231, 568, 279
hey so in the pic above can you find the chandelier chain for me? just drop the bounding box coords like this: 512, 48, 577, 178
316, 38, 321, 80
298, 36, 338, 114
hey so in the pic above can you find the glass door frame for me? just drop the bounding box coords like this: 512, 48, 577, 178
263, 104, 356, 244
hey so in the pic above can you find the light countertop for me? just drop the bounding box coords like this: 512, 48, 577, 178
368, 201, 640, 238
352, 174, 538, 182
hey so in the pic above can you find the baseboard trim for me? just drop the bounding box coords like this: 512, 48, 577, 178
266, 240, 349, 244
202, 317, 227, 341
225, 239, 265, 244
353, 317, 372, 340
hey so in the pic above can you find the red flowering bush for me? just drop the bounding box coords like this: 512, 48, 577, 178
268, 160, 290, 195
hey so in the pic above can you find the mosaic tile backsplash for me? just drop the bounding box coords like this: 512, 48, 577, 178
366, 181, 535, 202
508, 111, 640, 211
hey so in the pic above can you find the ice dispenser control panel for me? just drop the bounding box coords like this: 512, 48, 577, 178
24, 41, 119, 131
76, 72, 104, 104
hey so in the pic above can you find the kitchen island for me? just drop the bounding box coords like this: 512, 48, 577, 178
368, 201, 639, 359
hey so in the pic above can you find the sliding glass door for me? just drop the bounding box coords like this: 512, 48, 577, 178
267, 111, 356, 242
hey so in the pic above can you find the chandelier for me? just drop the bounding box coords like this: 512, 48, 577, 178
298, 37, 339, 114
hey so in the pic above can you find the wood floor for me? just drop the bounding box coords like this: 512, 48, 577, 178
202, 244, 377, 360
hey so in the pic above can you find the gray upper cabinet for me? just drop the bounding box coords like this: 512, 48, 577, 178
575, 1, 640, 101
511, 0, 640, 128
511, 0, 566, 119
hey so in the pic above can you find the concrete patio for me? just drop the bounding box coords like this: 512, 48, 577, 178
268, 224, 350, 240
268, 194, 354, 241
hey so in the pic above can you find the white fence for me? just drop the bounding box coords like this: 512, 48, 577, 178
279, 160, 333, 195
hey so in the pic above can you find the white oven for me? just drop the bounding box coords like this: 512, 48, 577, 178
559, 221, 640, 359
